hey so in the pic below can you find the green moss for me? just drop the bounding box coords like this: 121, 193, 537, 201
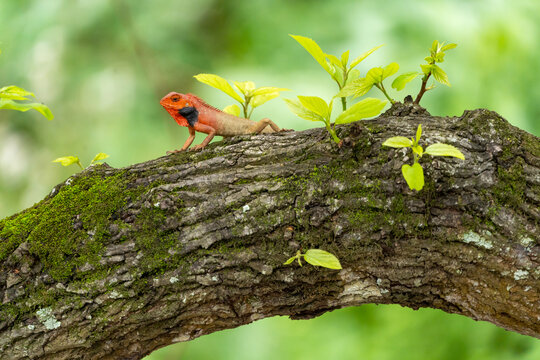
0, 170, 150, 280
494, 156, 526, 209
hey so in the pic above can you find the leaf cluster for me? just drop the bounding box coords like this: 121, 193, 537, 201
53, 152, 109, 171
287, 35, 390, 143
284, 249, 342, 270
284, 96, 386, 143
382, 124, 464, 190
0, 85, 53, 120
194, 74, 288, 119
290, 34, 382, 108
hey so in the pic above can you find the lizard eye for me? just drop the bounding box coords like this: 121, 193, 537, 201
171, 96, 179, 102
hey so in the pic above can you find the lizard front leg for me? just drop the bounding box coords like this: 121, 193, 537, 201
191, 122, 217, 151
167, 126, 196, 154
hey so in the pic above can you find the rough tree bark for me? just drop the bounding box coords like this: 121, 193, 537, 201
0, 102, 539, 360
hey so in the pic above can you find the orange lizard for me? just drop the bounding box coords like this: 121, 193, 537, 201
160, 92, 288, 153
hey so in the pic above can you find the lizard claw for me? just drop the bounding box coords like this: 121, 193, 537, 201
280, 128, 293, 132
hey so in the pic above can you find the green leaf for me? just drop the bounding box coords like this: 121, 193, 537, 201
335, 98, 386, 124
298, 95, 330, 119
412, 144, 424, 157
290, 34, 331, 74
0, 85, 35, 100
284, 98, 324, 122
350, 44, 384, 69
223, 104, 241, 116
326, 53, 343, 70
365, 67, 383, 84
234, 81, 255, 96
329, 64, 345, 86
435, 52, 445, 63
424, 56, 434, 63
391, 72, 420, 91
431, 40, 439, 54
283, 256, 296, 265
0, 99, 54, 120
441, 43, 457, 52
401, 162, 424, 191
424, 143, 465, 159
91, 152, 109, 163
335, 78, 373, 98
431, 65, 450, 86
194, 74, 243, 103
420, 64, 433, 75
347, 69, 361, 82
251, 92, 280, 108
416, 124, 422, 142
340, 50, 350, 67
383, 136, 413, 148
251, 86, 290, 96
304, 249, 342, 270
382, 62, 399, 79
53, 156, 82, 168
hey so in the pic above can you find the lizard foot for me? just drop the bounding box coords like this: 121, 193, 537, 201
189, 145, 205, 152
166, 149, 185, 155
279, 128, 294, 132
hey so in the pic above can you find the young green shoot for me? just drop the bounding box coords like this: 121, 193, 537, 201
53, 153, 109, 171
194, 74, 288, 119
284, 249, 342, 270
284, 96, 386, 143
390, 41, 457, 104
382, 124, 465, 191
336, 62, 399, 104
290, 34, 382, 111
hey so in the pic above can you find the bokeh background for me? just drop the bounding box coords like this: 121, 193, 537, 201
1, 0, 539, 359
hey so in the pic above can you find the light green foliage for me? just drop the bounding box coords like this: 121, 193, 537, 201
383, 124, 465, 191
391, 72, 421, 91
334, 98, 387, 124
284, 249, 342, 270
194, 73, 288, 119
0, 85, 53, 120
222, 104, 241, 116
401, 162, 424, 191
0, 48, 53, 120
53, 153, 110, 171
285, 96, 386, 143
91, 152, 110, 163
290, 34, 382, 111
408, 40, 457, 104
337, 62, 399, 104
52, 156, 83, 169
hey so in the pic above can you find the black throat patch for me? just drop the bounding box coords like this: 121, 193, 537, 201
178, 106, 199, 127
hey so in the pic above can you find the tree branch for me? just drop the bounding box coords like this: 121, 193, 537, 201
1, 103, 539, 359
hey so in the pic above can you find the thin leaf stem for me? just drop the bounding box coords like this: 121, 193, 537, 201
325, 122, 341, 143
375, 83, 395, 104
414, 72, 431, 105
341, 97, 347, 111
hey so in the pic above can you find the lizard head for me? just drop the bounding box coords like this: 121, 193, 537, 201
160, 92, 191, 110
160, 92, 199, 127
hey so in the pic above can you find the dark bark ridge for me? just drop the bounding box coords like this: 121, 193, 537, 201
0, 103, 539, 359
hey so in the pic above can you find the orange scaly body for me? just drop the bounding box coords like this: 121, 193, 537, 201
160, 92, 285, 153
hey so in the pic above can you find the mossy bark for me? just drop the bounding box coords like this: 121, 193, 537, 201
1, 102, 539, 359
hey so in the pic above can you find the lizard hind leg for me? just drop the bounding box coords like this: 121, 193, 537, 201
250, 118, 285, 134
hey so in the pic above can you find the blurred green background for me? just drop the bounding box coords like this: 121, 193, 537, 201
1, 0, 538, 359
